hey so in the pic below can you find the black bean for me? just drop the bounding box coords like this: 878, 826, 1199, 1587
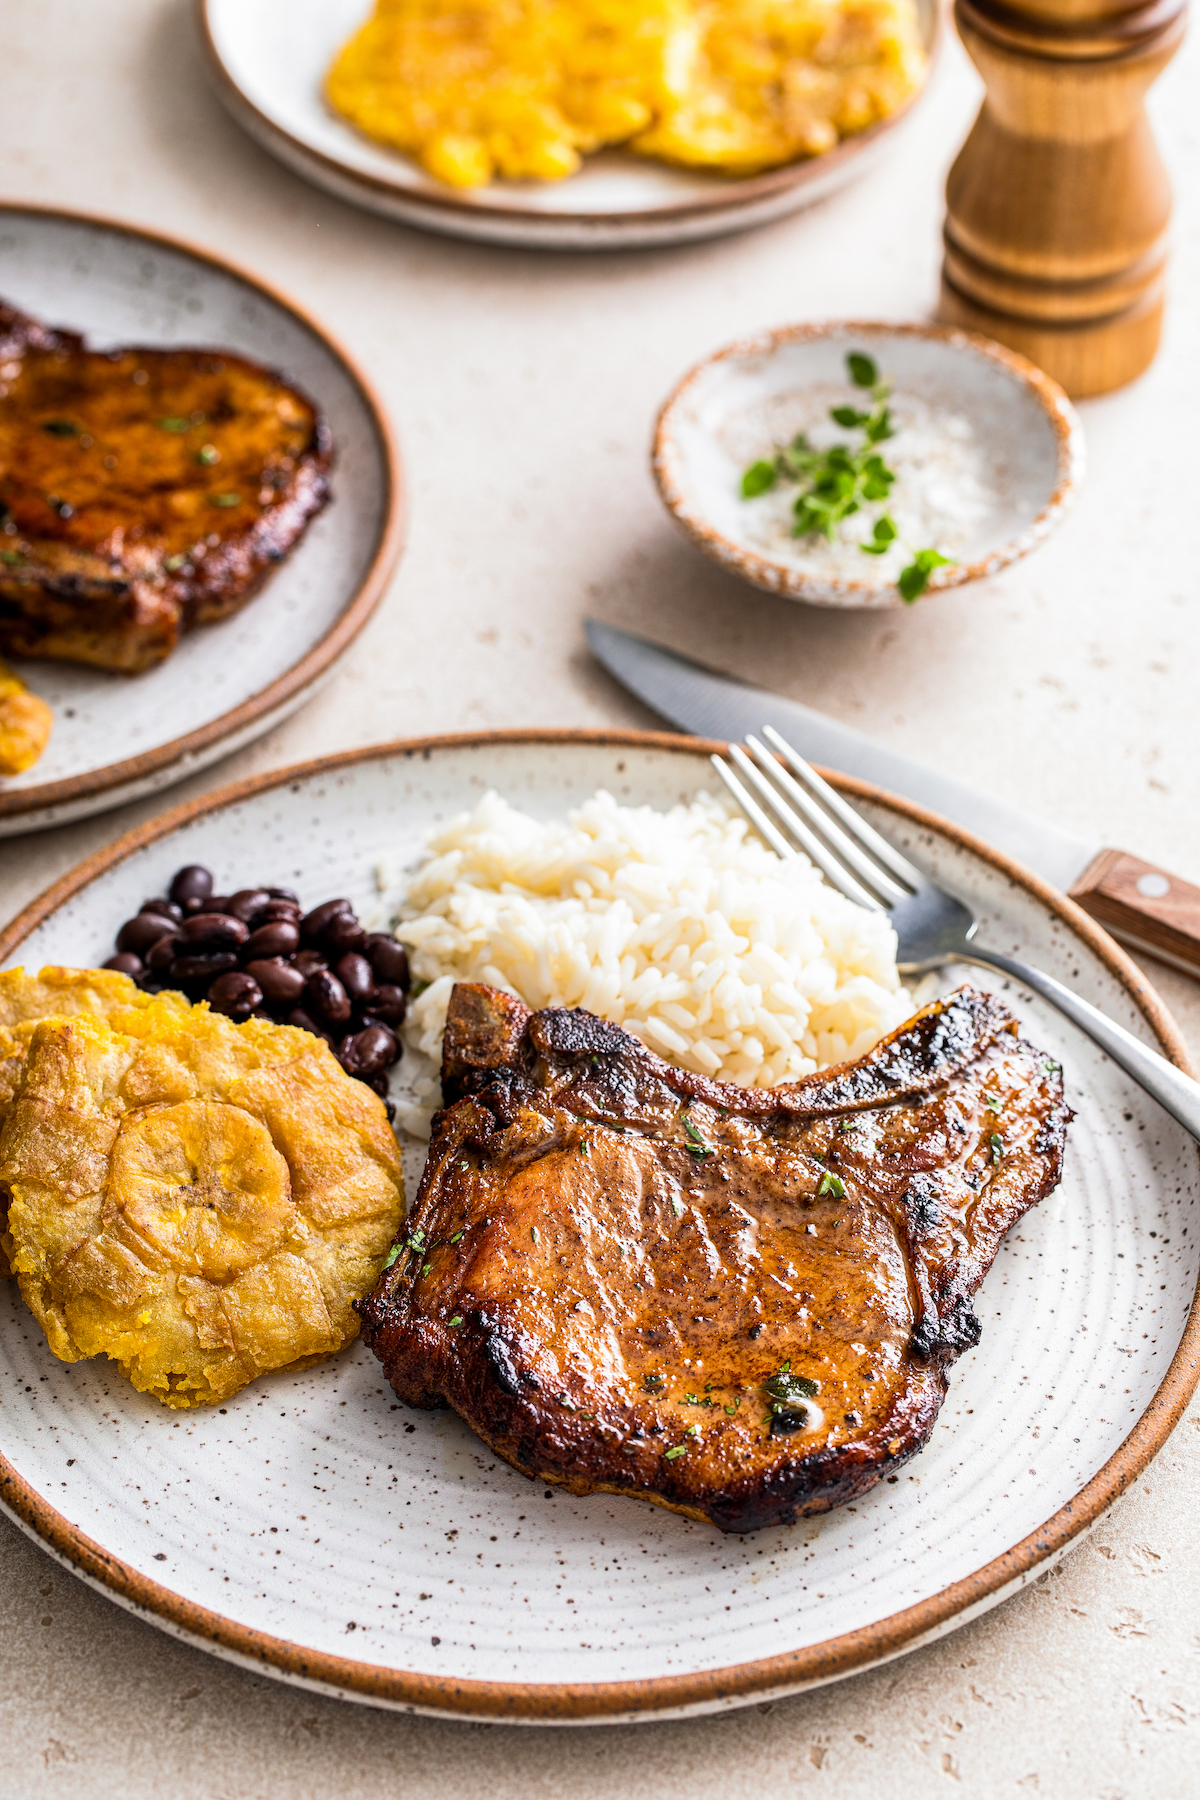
287, 1006, 334, 1045
170, 950, 239, 984
322, 913, 366, 957
338, 1024, 400, 1078
307, 969, 352, 1026
363, 933, 410, 989
169, 865, 213, 906
244, 920, 300, 962
179, 912, 249, 949
104, 952, 143, 976
301, 898, 353, 944
267, 887, 299, 904
245, 958, 307, 1007
334, 952, 374, 1005
140, 898, 182, 923
226, 888, 273, 924
116, 911, 179, 956
363, 983, 406, 1028
291, 947, 328, 979
146, 933, 181, 972
258, 900, 301, 923
208, 971, 263, 1021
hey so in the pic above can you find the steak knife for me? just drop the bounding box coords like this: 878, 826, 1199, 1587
586, 619, 1200, 978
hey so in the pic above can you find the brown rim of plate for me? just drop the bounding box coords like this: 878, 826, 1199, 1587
651, 321, 1084, 605
195, 0, 942, 236
0, 727, 1195, 1723
0, 201, 407, 825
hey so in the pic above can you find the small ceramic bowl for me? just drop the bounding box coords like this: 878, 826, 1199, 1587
651, 321, 1085, 609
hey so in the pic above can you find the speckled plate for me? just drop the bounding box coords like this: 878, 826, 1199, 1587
0, 730, 1196, 1724
0, 205, 404, 835
652, 322, 1084, 608
198, 0, 940, 252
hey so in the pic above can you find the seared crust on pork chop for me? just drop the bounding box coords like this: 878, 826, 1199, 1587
359, 983, 1070, 1534
0, 301, 330, 672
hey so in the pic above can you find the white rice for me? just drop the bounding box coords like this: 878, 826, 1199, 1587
392, 788, 912, 1136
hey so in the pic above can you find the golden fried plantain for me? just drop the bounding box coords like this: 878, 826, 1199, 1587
0, 660, 53, 775
0, 966, 191, 1274
0, 1004, 404, 1406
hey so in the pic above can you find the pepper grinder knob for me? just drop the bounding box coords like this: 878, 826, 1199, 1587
939, 0, 1186, 397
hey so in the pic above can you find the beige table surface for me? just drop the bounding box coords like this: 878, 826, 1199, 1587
2, 2, 1199, 1792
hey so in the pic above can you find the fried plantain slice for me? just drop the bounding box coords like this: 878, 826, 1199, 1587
0, 966, 192, 1274
0, 1004, 404, 1406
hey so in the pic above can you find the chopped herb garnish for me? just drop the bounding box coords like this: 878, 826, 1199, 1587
164, 554, 188, 573
685, 1423, 700, 1438
724, 1398, 741, 1415
408, 1227, 426, 1251
450, 1229, 464, 1243
421, 1262, 431, 1277
847, 351, 879, 389
41, 418, 79, 436
989, 1132, 1004, 1164
211, 491, 242, 508
159, 417, 191, 432
898, 547, 954, 603
741, 458, 778, 499
665, 1445, 688, 1459
459, 1159, 470, 1170
643, 1372, 665, 1391
0, 550, 26, 566
839, 1120, 855, 1132
1042, 1059, 1059, 1074
860, 514, 897, 556
817, 1171, 846, 1198
530, 1226, 539, 1244
984, 1093, 1002, 1114
763, 1371, 819, 1406
196, 444, 220, 464
739, 350, 956, 602
557, 1394, 575, 1411
382, 1244, 402, 1271
683, 1116, 713, 1159
448, 1314, 463, 1327
671, 1198, 684, 1218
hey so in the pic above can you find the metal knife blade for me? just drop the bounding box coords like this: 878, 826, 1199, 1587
586, 619, 1098, 893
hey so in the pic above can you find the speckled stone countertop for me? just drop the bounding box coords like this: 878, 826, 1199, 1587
1, 3, 1198, 1793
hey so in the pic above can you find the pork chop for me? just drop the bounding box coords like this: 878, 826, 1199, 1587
359, 982, 1070, 1534
0, 300, 330, 672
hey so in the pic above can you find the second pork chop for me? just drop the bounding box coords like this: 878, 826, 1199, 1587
360, 982, 1070, 1534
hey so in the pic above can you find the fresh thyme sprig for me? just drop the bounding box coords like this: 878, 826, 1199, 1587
740, 351, 956, 602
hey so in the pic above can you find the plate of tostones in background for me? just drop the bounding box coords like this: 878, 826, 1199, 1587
0, 729, 1196, 1722
199, 0, 942, 251
0, 205, 405, 835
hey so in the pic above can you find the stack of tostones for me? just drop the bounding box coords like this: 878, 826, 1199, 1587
0, 968, 405, 1408
326, 0, 928, 188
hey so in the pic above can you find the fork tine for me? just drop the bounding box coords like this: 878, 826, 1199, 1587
744, 736, 909, 904
720, 748, 884, 911
761, 725, 926, 889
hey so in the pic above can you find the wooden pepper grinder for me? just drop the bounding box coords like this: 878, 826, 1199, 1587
939, 0, 1186, 397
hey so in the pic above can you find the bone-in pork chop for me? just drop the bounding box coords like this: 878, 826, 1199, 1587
0, 300, 330, 673
359, 982, 1069, 1534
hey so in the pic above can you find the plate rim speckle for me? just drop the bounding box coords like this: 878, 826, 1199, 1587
196, 0, 943, 251
0, 726, 1196, 1724
0, 202, 407, 831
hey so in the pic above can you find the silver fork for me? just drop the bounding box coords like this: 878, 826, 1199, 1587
713, 726, 1200, 1141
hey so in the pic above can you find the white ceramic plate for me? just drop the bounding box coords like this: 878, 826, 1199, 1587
653, 322, 1085, 608
0, 731, 1196, 1724
0, 206, 404, 835
199, 0, 940, 252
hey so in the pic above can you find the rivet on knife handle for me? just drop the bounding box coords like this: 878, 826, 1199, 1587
1069, 850, 1200, 976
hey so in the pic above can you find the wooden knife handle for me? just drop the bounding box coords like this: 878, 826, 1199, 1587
1069, 849, 1200, 977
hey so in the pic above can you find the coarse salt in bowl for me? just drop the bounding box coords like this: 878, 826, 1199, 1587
652, 321, 1085, 609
